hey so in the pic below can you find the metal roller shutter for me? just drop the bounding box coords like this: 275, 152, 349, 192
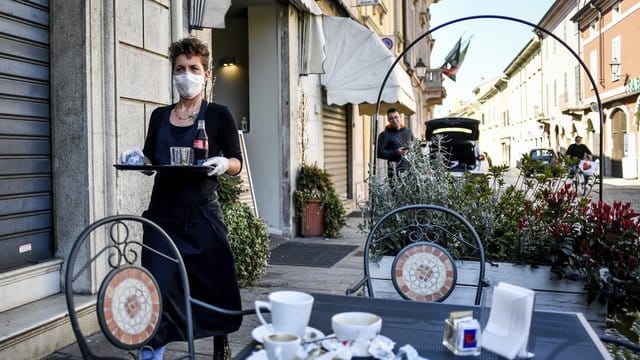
0, 0, 53, 270
322, 97, 351, 200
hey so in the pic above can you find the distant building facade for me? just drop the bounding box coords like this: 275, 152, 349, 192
466, 0, 640, 178
572, 0, 640, 178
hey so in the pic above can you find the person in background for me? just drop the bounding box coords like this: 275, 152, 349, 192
566, 135, 592, 161
376, 108, 413, 178
140, 37, 242, 360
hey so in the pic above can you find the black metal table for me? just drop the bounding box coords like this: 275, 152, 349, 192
236, 293, 610, 359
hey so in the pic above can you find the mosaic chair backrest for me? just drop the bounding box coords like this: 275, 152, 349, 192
347, 204, 486, 305
64, 215, 251, 360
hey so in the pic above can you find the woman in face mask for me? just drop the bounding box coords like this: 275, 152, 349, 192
139, 37, 242, 360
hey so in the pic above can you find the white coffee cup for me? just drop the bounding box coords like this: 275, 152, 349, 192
255, 291, 314, 337
331, 312, 382, 342
264, 332, 301, 360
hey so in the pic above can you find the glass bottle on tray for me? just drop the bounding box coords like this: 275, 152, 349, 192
193, 119, 209, 165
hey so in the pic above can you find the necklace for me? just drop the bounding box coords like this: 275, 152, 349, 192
174, 110, 197, 122
173, 102, 201, 123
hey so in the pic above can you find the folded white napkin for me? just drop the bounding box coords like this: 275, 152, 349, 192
394, 344, 429, 360
368, 335, 395, 360
482, 282, 535, 359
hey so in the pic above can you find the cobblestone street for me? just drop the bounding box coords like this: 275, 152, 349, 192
503, 168, 640, 212
596, 177, 640, 212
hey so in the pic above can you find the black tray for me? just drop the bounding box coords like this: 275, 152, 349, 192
114, 164, 213, 173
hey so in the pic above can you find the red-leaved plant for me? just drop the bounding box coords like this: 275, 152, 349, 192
514, 181, 640, 312
577, 201, 640, 310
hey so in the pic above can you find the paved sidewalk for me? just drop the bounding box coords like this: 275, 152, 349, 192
42, 214, 367, 359
598, 176, 640, 211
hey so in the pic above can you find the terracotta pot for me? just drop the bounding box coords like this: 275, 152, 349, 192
300, 199, 324, 237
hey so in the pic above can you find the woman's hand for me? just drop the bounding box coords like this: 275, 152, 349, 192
203, 157, 230, 176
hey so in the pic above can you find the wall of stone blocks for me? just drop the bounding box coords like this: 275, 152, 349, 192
115, 0, 172, 216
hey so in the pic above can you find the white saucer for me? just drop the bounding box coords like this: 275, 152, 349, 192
246, 349, 268, 360
321, 335, 370, 357
251, 324, 325, 343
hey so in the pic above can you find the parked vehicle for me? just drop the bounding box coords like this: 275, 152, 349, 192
425, 117, 489, 177
529, 148, 558, 166
516, 148, 560, 177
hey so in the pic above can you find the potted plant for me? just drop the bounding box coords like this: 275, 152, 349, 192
294, 163, 346, 238
293, 91, 346, 237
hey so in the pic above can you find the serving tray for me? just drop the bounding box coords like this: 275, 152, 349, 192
114, 164, 213, 173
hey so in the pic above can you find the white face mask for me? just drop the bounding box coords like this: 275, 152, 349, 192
173, 72, 205, 99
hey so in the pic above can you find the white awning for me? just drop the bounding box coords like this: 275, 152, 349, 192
191, 0, 321, 29
300, 14, 325, 74
190, 0, 231, 29
320, 16, 416, 115
291, 0, 322, 15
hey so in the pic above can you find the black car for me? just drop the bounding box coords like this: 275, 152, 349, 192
424, 117, 489, 177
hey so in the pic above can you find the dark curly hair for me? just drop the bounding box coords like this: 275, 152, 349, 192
168, 37, 210, 71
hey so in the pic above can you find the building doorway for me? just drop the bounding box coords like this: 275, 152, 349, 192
610, 109, 626, 178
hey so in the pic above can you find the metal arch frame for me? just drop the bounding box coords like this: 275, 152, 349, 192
371, 14, 605, 203
64, 214, 255, 360
361, 204, 486, 305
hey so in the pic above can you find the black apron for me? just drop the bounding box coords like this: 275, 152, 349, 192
141, 104, 242, 347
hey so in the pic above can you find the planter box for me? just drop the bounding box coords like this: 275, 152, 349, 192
300, 200, 324, 237
365, 256, 606, 328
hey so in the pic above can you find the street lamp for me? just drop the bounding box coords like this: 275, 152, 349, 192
610, 58, 621, 78
408, 58, 427, 87
415, 58, 427, 79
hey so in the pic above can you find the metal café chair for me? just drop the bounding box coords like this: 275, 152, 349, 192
64, 214, 255, 360
599, 334, 640, 353
346, 204, 487, 306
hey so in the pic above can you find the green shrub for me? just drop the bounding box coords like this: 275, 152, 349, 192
362, 144, 640, 314
294, 164, 346, 238
217, 172, 243, 203
359, 139, 501, 257
222, 201, 270, 287
218, 174, 270, 287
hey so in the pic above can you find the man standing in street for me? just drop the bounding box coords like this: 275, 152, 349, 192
376, 108, 413, 178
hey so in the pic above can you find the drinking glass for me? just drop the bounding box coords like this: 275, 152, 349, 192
170, 147, 193, 165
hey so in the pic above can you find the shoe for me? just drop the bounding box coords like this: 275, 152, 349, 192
213, 335, 231, 360
141, 345, 165, 360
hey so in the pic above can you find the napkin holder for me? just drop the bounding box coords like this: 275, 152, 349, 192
481, 282, 535, 359
442, 310, 481, 356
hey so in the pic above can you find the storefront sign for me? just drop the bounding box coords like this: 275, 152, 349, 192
357, 0, 381, 5
626, 77, 640, 93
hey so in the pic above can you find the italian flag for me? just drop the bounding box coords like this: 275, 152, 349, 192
440, 35, 471, 81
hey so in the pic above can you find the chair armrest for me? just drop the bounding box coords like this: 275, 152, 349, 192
599, 335, 640, 352
346, 276, 367, 295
